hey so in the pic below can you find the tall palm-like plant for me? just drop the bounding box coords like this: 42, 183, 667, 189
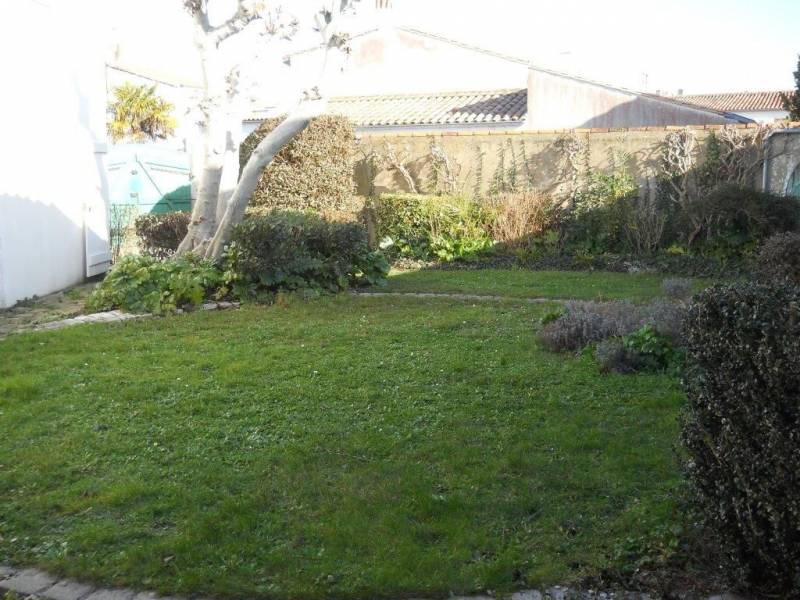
107, 83, 176, 142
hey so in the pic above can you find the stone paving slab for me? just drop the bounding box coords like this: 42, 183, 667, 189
0, 568, 57, 595
32, 311, 147, 332
1, 301, 243, 340
84, 588, 136, 600
44, 580, 95, 600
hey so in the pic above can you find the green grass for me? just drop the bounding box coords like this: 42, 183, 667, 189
0, 293, 685, 599
385, 268, 714, 301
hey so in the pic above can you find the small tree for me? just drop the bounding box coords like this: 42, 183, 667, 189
176, 0, 358, 261
107, 83, 176, 142
781, 54, 800, 121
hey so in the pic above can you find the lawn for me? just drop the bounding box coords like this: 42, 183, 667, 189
0, 283, 687, 599
384, 268, 714, 301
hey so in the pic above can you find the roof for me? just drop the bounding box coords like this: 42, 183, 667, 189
671, 91, 791, 113
324, 88, 527, 127
243, 86, 748, 128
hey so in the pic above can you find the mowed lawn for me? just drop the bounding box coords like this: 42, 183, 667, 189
0, 285, 688, 599
384, 268, 714, 301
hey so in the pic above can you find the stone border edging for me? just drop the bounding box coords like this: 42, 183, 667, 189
2, 302, 241, 338
0, 565, 749, 600
353, 291, 558, 303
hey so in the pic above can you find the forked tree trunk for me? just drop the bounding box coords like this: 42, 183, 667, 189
176, 1, 347, 261
204, 100, 326, 260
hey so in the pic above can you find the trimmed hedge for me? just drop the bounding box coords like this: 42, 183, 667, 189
135, 212, 190, 259
227, 210, 388, 298
240, 115, 356, 212
682, 283, 800, 595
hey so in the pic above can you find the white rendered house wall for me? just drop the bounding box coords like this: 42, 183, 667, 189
0, 0, 111, 308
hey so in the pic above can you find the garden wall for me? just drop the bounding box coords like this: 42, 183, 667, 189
355, 123, 773, 198
764, 129, 800, 196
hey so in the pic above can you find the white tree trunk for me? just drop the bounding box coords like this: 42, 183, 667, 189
176, 0, 348, 261
204, 99, 326, 260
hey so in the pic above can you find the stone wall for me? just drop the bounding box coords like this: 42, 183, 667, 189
764, 130, 800, 196
355, 123, 780, 198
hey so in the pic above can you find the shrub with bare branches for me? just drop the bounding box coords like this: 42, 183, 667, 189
486, 189, 560, 249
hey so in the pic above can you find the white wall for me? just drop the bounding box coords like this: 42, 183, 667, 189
0, 0, 110, 308
737, 109, 789, 123
526, 68, 741, 130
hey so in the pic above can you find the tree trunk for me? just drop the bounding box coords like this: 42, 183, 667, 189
203, 99, 326, 261
175, 1, 347, 261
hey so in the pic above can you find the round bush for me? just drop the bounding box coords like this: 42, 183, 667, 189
682, 282, 800, 595
756, 231, 800, 285
240, 115, 356, 212
134, 212, 190, 259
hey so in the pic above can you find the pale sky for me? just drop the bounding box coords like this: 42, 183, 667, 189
106, 0, 799, 94
390, 0, 799, 94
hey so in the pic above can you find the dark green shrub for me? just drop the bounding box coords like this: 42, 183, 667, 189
687, 185, 800, 257
226, 210, 388, 298
135, 211, 190, 259
756, 231, 800, 284
682, 283, 800, 595
240, 115, 356, 212
86, 254, 222, 314
564, 168, 638, 254
372, 193, 493, 261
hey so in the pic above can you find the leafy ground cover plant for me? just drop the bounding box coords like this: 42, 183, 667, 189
372, 194, 494, 261
682, 282, 800, 596
86, 254, 223, 314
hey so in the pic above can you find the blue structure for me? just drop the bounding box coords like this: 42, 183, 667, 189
106, 144, 192, 215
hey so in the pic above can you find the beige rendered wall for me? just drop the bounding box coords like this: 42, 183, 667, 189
355, 124, 769, 198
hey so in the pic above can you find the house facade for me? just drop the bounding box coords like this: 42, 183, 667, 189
0, 0, 111, 308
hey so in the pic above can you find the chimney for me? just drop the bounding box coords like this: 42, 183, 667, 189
373, 0, 394, 26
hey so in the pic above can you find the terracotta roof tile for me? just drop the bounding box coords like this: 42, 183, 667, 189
671, 91, 791, 113
323, 88, 528, 127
